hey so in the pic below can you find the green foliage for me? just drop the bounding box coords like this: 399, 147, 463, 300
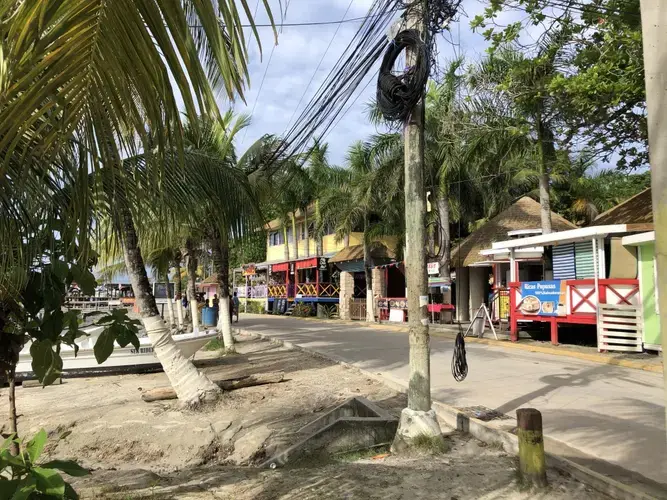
292, 303, 314, 318
471, 0, 646, 169
0, 429, 89, 499
243, 300, 267, 315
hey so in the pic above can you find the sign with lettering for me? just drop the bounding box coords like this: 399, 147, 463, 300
319, 257, 328, 271
289, 262, 295, 275
427, 262, 440, 275
243, 265, 257, 276
518, 281, 567, 317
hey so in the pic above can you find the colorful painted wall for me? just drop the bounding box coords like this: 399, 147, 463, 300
638, 242, 661, 349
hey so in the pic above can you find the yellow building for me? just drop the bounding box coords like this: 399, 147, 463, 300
237, 207, 398, 314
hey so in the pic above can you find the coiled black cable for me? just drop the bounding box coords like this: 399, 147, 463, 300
452, 323, 468, 382
376, 29, 429, 121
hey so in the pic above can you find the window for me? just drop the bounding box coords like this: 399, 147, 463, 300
287, 226, 294, 243
300, 223, 312, 240
269, 231, 284, 246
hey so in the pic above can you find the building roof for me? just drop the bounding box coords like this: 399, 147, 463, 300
450, 196, 577, 267
329, 243, 396, 263
592, 188, 653, 226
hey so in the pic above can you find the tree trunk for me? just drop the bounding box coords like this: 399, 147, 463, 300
437, 193, 451, 277
184, 240, 200, 333
536, 117, 553, 235
174, 261, 184, 328
164, 271, 176, 328
211, 230, 235, 351
7, 368, 18, 455
117, 209, 220, 405
304, 210, 310, 257
291, 214, 299, 260
283, 226, 290, 261
363, 220, 375, 323
315, 199, 324, 256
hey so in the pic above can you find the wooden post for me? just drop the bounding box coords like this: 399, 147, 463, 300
640, 0, 667, 437
316, 266, 320, 297
550, 318, 558, 345
403, 0, 431, 413
517, 408, 548, 488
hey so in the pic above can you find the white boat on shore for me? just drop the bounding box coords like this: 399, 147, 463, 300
16, 327, 218, 379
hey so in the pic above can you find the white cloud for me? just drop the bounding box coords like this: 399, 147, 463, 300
227, 0, 491, 164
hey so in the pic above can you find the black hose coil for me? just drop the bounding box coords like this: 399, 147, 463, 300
376, 29, 429, 122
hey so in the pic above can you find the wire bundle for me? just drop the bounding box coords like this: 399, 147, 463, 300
376, 29, 428, 121
451, 323, 468, 382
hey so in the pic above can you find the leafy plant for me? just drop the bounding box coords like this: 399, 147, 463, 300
291, 303, 313, 318
0, 429, 89, 499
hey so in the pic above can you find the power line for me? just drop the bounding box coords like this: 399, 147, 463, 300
190, 13, 389, 29
283, 0, 357, 135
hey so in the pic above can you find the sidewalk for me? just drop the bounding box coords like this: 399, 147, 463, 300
235, 313, 667, 492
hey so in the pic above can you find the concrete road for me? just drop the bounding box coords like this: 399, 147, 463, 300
236, 314, 666, 488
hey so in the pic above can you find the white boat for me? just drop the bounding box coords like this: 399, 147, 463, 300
16, 327, 218, 378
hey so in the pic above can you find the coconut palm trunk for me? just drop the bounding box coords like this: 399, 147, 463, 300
536, 115, 553, 234
183, 240, 200, 333
437, 193, 451, 277
291, 214, 299, 260
174, 260, 184, 328
315, 200, 324, 256
164, 271, 176, 328
117, 208, 219, 405
303, 211, 310, 257
283, 226, 290, 261
211, 230, 235, 351
363, 219, 375, 322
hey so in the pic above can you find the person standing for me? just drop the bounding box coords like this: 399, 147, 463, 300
232, 291, 240, 323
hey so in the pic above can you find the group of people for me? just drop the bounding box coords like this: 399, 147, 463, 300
178, 291, 240, 323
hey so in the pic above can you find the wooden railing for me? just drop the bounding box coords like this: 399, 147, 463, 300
296, 282, 340, 297
268, 284, 288, 298
236, 285, 268, 299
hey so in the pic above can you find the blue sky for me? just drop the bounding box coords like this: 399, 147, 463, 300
230, 0, 502, 165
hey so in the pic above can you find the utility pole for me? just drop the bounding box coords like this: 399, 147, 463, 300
639, 0, 667, 439
392, 0, 444, 452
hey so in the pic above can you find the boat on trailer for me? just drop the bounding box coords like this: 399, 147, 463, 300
16, 327, 218, 379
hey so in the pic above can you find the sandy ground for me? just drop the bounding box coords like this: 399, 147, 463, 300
2, 336, 607, 499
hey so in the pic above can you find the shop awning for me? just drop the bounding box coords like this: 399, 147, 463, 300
335, 260, 365, 273
296, 257, 318, 269
271, 262, 289, 272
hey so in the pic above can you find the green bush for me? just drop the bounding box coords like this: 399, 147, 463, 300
292, 303, 313, 317
240, 300, 266, 315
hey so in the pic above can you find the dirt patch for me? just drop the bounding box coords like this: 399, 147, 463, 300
3, 336, 401, 472
74, 435, 606, 499
4, 336, 607, 499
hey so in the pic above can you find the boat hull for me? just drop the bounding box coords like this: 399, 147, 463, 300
16, 329, 217, 379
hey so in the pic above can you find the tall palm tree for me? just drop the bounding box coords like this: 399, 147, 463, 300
1, 1, 275, 287
469, 38, 566, 234
320, 137, 404, 322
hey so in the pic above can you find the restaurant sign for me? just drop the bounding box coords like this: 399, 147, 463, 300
518, 281, 566, 317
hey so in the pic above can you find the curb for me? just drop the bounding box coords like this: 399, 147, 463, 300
236, 327, 664, 500
240, 313, 663, 374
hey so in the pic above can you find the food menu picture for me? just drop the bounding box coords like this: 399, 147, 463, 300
518, 281, 567, 317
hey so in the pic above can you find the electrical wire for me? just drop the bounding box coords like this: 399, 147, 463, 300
283, 0, 356, 135
452, 322, 468, 382
189, 13, 397, 29
451, 16, 467, 383
376, 29, 429, 121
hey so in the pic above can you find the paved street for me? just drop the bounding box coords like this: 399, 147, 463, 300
236, 314, 666, 489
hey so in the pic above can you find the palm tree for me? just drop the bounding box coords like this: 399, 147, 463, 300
1, 1, 275, 291
320, 137, 404, 322
469, 38, 566, 234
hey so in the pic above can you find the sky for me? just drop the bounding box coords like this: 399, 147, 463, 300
228, 0, 504, 165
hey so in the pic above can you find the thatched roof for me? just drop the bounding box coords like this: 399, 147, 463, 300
450, 197, 577, 267
592, 188, 653, 226
330, 243, 396, 263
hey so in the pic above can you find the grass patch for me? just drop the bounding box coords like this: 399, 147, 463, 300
411, 433, 447, 454
203, 338, 224, 351
332, 443, 391, 462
